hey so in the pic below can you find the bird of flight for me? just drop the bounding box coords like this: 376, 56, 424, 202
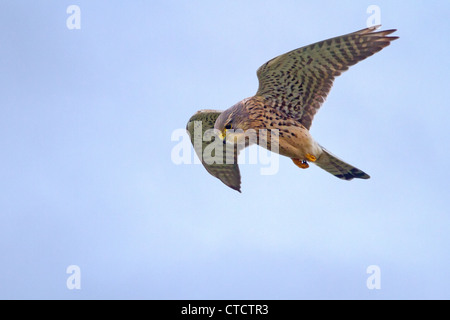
186, 26, 398, 192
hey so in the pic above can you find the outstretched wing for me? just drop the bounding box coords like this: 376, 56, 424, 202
186, 110, 242, 192
255, 25, 398, 130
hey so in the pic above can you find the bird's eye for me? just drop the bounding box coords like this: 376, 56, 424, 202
225, 124, 232, 130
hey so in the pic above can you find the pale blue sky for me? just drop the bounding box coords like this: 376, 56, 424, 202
0, 1, 449, 299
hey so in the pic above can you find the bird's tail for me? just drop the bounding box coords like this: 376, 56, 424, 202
315, 147, 370, 181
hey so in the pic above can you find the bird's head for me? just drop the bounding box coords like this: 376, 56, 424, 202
214, 101, 250, 143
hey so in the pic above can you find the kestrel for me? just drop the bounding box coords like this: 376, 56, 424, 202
186, 26, 398, 192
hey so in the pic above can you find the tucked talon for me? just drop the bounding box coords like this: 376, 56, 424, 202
292, 158, 310, 169
305, 154, 317, 162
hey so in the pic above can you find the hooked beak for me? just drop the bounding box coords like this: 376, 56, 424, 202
218, 129, 227, 143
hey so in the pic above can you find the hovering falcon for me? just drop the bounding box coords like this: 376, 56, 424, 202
186, 25, 398, 192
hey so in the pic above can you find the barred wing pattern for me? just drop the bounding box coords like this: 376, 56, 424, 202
186, 110, 242, 192
256, 26, 398, 130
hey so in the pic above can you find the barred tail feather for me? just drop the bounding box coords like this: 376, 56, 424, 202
315, 148, 370, 181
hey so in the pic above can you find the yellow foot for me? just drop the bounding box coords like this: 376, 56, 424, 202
292, 158, 309, 169
305, 154, 317, 162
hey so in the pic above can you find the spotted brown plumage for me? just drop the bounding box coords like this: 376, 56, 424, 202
186, 26, 398, 192
256, 26, 399, 130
